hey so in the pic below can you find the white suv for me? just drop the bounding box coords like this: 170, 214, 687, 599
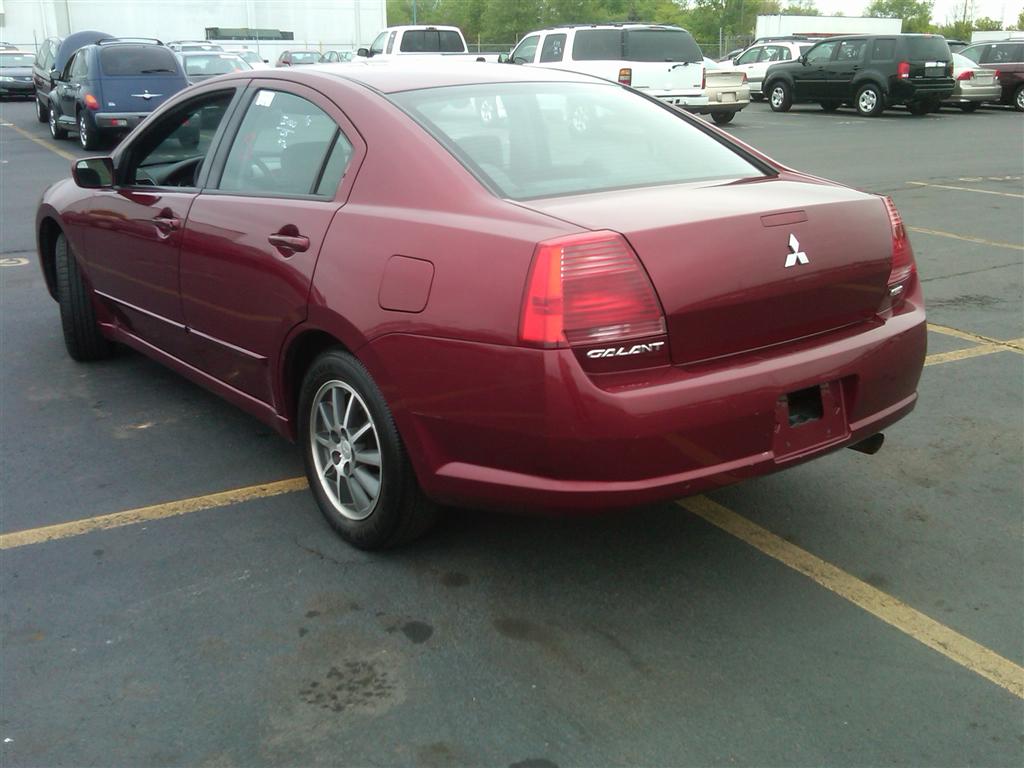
718, 40, 813, 101
510, 24, 748, 124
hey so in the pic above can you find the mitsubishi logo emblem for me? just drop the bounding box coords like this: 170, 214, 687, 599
785, 233, 809, 268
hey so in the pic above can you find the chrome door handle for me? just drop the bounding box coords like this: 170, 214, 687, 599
153, 215, 181, 231
268, 233, 310, 254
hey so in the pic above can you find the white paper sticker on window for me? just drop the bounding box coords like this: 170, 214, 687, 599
255, 91, 275, 107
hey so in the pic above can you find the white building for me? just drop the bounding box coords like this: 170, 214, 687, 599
0, 0, 387, 57
755, 15, 903, 39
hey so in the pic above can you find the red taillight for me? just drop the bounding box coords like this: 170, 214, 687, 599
618, 67, 632, 86
83, 93, 100, 110
881, 196, 915, 306
956, 70, 974, 81
993, 69, 1000, 79
897, 61, 910, 79
740, 72, 748, 84
701, 69, 706, 90
519, 231, 665, 348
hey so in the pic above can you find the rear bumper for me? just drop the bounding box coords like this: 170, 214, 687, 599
890, 79, 955, 103
0, 82, 34, 96
364, 290, 926, 512
944, 82, 1002, 104
92, 111, 150, 131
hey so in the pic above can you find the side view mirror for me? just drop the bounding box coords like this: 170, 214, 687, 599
497, 52, 510, 64
263, 59, 269, 64
732, 57, 740, 65
356, 47, 369, 58
72, 157, 115, 189
800, 54, 808, 65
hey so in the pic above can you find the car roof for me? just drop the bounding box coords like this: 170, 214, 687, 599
384, 25, 462, 32
213, 60, 606, 94
532, 23, 684, 32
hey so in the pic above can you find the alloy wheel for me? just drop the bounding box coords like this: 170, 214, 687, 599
79, 115, 88, 149
859, 89, 877, 114
309, 380, 383, 521
1016, 88, 1024, 111
771, 86, 785, 109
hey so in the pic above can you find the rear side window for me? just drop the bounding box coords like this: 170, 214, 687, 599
100, 46, 179, 76
871, 39, 895, 60
70, 52, 89, 78
392, 82, 764, 201
903, 36, 951, 61
399, 30, 464, 53
837, 39, 867, 62
540, 34, 566, 63
572, 29, 622, 60
219, 90, 344, 197
981, 43, 1023, 64
624, 29, 702, 63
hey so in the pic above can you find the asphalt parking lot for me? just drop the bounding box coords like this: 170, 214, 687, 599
1, 96, 1022, 767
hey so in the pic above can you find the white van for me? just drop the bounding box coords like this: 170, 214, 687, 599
510, 24, 748, 124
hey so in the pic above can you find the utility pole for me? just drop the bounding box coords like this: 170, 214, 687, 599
413, 0, 418, 25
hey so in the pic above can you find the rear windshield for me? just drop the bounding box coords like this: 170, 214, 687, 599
184, 54, 248, 76
903, 36, 951, 60
391, 82, 764, 201
572, 28, 702, 63
100, 46, 180, 76
0, 53, 35, 67
400, 30, 465, 53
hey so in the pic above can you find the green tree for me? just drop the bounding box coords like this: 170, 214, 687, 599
783, 0, 820, 15
971, 16, 1004, 31
1017, 9, 1024, 30
865, 0, 934, 33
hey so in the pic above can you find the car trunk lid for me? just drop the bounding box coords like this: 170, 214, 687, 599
518, 178, 892, 365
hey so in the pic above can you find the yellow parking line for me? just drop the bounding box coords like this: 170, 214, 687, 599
679, 495, 1024, 699
1, 121, 77, 162
907, 181, 1024, 199
924, 344, 1011, 366
0, 477, 308, 550
928, 323, 1024, 352
908, 226, 1024, 252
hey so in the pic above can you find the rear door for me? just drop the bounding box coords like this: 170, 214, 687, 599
825, 38, 868, 100
622, 28, 704, 93
59, 51, 86, 119
98, 44, 187, 114
177, 83, 364, 404
901, 35, 953, 81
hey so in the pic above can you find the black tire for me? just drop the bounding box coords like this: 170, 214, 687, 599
36, 98, 48, 123
908, 100, 932, 116
767, 81, 792, 112
711, 111, 735, 125
820, 101, 840, 112
298, 349, 436, 550
1014, 85, 1023, 112
958, 102, 980, 112
55, 233, 113, 362
49, 104, 68, 139
78, 110, 100, 151
751, 93, 765, 102
855, 83, 885, 117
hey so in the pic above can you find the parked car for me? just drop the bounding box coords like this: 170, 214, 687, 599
944, 38, 970, 53
511, 24, 748, 123
178, 51, 251, 84
228, 48, 272, 69
356, 25, 497, 62
764, 34, 954, 116
48, 39, 189, 150
168, 41, 223, 53
718, 40, 813, 101
321, 50, 353, 63
959, 40, 1024, 111
36, 64, 924, 549
1, 42, 20, 51
942, 52, 1001, 111
276, 50, 322, 67
0, 50, 36, 99
32, 30, 114, 123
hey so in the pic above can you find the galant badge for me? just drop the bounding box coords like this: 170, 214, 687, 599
785, 233, 809, 268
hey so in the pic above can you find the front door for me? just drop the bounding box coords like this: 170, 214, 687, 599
794, 40, 839, 99
825, 38, 869, 101
178, 83, 363, 405
80, 86, 241, 355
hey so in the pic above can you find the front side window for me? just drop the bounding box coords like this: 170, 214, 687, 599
123, 90, 236, 188
735, 47, 760, 65
806, 41, 838, 65
511, 35, 540, 64
219, 90, 347, 197
392, 82, 764, 201
370, 32, 388, 56
100, 45, 179, 76
540, 34, 566, 63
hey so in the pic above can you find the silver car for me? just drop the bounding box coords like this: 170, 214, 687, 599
943, 52, 1001, 112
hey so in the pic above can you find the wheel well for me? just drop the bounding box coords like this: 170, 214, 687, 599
282, 330, 349, 427
38, 217, 62, 300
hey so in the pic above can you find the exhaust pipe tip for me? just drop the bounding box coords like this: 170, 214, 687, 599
849, 433, 885, 455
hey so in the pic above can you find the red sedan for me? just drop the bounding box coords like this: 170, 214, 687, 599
36, 64, 925, 549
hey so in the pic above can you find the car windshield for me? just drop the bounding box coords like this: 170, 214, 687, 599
391, 82, 764, 201
904, 36, 951, 60
101, 45, 180, 75
0, 53, 35, 67
184, 54, 249, 75
291, 51, 320, 63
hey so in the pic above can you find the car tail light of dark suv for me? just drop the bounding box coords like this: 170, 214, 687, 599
897, 61, 911, 79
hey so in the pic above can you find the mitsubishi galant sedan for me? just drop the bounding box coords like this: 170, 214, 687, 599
36, 63, 926, 549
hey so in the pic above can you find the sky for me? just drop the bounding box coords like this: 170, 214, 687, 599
808, 1, 1023, 26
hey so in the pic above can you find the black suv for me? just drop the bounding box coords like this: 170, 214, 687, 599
48, 39, 189, 150
764, 34, 954, 117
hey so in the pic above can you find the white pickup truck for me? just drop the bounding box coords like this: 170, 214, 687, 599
357, 25, 498, 62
